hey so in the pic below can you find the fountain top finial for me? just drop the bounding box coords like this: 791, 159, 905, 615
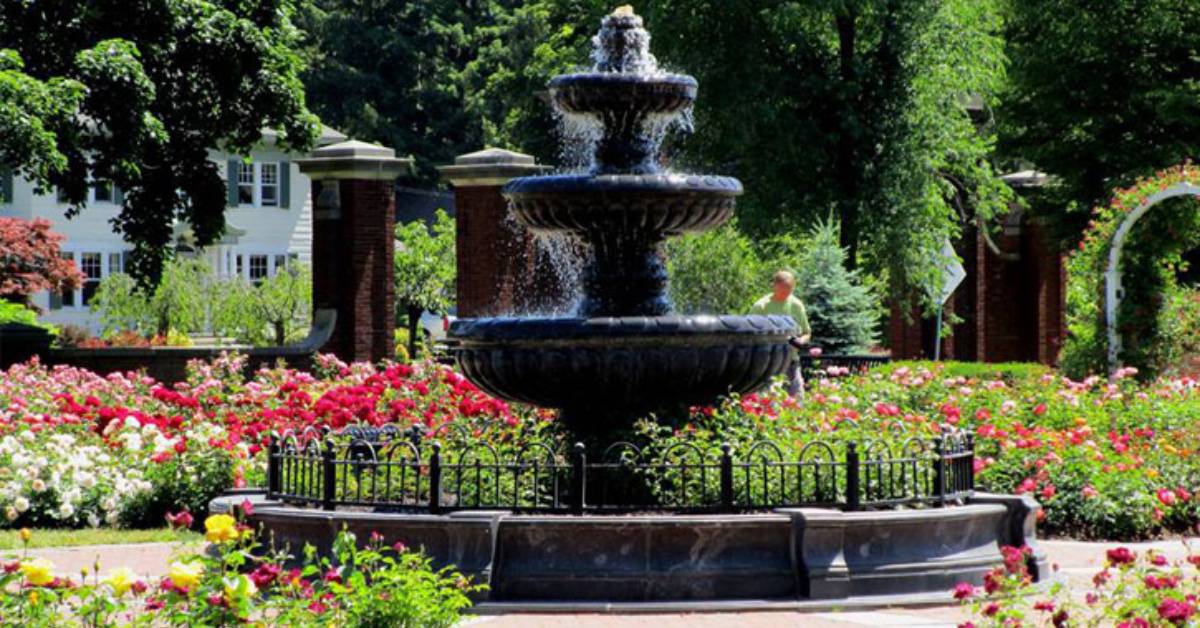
611, 5, 635, 17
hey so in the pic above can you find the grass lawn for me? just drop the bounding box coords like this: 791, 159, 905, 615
0, 527, 201, 550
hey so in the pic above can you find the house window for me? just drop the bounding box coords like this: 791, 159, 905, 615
93, 180, 113, 203
108, 252, 122, 275
238, 162, 255, 205
274, 254, 287, 275
236, 254, 244, 277
260, 163, 279, 207
80, 253, 102, 306
249, 255, 269, 284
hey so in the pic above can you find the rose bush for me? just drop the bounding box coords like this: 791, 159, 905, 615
957, 543, 1200, 627
0, 512, 479, 626
5, 353, 1200, 540
0, 353, 538, 530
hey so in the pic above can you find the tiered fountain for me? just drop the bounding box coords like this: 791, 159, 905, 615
217, 7, 1045, 607
451, 6, 796, 434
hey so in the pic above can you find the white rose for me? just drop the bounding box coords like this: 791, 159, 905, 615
31, 479, 46, 492
87, 513, 100, 527
124, 416, 141, 430
59, 503, 75, 519
4, 506, 16, 521
13, 496, 28, 512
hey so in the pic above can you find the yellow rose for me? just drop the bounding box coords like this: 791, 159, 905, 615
103, 567, 137, 597
204, 514, 239, 544
18, 528, 32, 543
167, 561, 203, 590
1147, 469, 1160, 479
20, 558, 55, 587
224, 574, 258, 601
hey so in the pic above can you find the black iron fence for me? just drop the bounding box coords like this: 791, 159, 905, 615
798, 353, 892, 382
266, 426, 973, 514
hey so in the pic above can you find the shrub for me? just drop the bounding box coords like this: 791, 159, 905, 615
0, 301, 56, 336
0, 515, 480, 626
666, 222, 765, 314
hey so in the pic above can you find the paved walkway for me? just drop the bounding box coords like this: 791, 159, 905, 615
11, 537, 1199, 627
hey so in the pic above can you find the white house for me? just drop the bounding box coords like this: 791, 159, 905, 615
0, 125, 347, 331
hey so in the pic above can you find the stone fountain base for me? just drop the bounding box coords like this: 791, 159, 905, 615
210, 492, 1046, 606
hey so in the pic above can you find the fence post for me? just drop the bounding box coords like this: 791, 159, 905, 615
266, 433, 280, 498
933, 436, 947, 506
720, 442, 734, 511
429, 441, 442, 515
572, 442, 586, 514
965, 433, 976, 494
322, 438, 337, 511
845, 441, 860, 511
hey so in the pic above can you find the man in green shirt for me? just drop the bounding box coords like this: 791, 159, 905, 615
750, 270, 811, 396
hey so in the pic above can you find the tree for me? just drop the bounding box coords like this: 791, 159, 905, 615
0, 1, 318, 285
299, 0, 510, 184
394, 210, 455, 357
214, 265, 313, 346
789, 221, 881, 354
0, 217, 82, 303
665, 223, 766, 315
91, 259, 211, 337
467, 1, 1011, 304
1000, 0, 1200, 243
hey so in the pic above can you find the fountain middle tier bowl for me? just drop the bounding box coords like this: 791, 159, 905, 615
450, 315, 796, 417
504, 173, 742, 235
549, 72, 697, 117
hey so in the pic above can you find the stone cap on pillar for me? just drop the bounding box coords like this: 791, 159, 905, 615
438, 147, 550, 187
296, 139, 413, 180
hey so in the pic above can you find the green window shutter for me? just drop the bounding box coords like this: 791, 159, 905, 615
1, 166, 13, 204
279, 161, 290, 208
227, 158, 241, 206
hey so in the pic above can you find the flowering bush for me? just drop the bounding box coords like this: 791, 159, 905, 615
0, 353, 536, 530
6, 352, 1200, 540
0, 511, 479, 626
957, 543, 1200, 627
1062, 162, 1200, 378
669, 360, 1200, 539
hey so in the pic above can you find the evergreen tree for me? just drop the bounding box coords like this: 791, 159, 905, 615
791, 221, 880, 354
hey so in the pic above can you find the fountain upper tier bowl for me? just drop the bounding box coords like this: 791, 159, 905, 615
504, 173, 741, 235
549, 72, 697, 117
451, 315, 795, 427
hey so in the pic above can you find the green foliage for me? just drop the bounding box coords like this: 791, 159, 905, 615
0, 1, 318, 285
879, 360, 1051, 383
92, 258, 314, 346
91, 259, 211, 338
1060, 166, 1200, 378
214, 265, 313, 346
786, 221, 881, 353
1000, 0, 1200, 243
120, 449, 236, 530
665, 223, 765, 314
299, 1, 501, 183
467, 1, 1010, 305
395, 210, 455, 357
0, 301, 56, 336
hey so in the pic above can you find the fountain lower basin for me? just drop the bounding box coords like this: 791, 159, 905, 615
452, 315, 795, 427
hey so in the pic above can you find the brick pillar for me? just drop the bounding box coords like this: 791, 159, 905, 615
297, 140, 411, 363
438, 148, 551, 317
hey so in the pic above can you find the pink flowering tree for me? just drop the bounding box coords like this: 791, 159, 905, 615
0, 217, 82, 305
